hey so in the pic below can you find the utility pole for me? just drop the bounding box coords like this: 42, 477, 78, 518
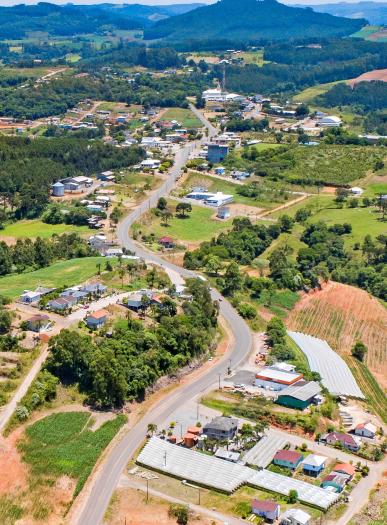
218, 372, 221, 390
146, 479, 149, 503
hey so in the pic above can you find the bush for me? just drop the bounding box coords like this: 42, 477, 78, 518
237, 303, 256, 319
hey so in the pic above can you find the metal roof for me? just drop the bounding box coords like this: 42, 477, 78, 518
203, 416, 238, 432
288, 331, 364, 399
137, 438, 339, 509
278, 381, 321, 402
243, 430, 289, 468
256, 367, 303, 384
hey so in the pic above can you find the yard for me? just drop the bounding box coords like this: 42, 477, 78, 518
0, 220, 89, 241
0, 256, 108, 298
160, 108, 203, 129
135, 202, 233, 244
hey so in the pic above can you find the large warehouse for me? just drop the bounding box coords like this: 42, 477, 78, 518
276, 381, 322, 410
255, 367, 304, 391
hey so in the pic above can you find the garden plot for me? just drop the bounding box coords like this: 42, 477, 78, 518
288, 331, 364, 399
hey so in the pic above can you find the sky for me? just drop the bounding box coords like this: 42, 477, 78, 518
0, 0, 385, 6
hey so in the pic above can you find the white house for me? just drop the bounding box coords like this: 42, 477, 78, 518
350, 187, 364, 196
202, 88, 227, 102
141, 159, 161, 170
281, 508, 311, 525
318, 115, 342, 127
205, 192, 234, 207
354, 422, 377, 439
105, 248, 124, 257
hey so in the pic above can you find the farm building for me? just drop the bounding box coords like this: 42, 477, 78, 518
243, 431, 289, 468
85, 309, 108, 329
273, 450, 303, 470
252, 500, 280, 522
255, 367, 304, 391
207, 144, 229, 164
317, 115, 342, 127
281, 508, 311, 525
203, 416, 238, 440
206, 192, 233, 207
215, 448, 241, 463
276, 381, 322, 410
98, 170, 115, 182
51, 181, 65, 197
354, 422, 377, 438
301, 454, 327, 477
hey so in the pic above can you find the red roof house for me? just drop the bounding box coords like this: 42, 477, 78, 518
273, 449, 303, 469
252, 500, 280, 522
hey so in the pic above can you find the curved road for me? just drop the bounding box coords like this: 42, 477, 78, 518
75, 107, 252, 525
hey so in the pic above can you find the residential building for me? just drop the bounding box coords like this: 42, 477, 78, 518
203, 416, 238, 440
207, 144, 229, 164
82, 283, 107, 296
105, 248, 124, 257
252, 500, 280, 523
276, 381, 322, 410
20, 287, 54, 304
281, 508, 311, 525
26, 314, 51, 333
332, 463, 356, 479
141, 159, 161, 170
354, 422, 377, 439
205, 192, 234, 207
48, 296, 77, 311
321, 473, 347, 493
98, 171, 116, 182
324, 432, 362, 452
215, 448, 241, 463
159, 236, 175, 249
85, 309, 108, 329
301, 454, 327, 477
255, 367, 304, 391
273, 450, 303, 470
125, 290, 153, 311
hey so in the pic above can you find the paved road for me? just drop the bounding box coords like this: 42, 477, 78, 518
75, 110, 253, 525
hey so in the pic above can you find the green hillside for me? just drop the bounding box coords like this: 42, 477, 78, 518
144, 0, 366, 42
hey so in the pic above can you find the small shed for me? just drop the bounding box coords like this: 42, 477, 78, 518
281, 508, 311, 525
159, 236, 174, 249
217, 207, 231, 220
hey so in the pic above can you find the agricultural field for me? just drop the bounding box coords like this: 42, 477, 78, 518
282, 145, 385, 185
351, 25, 387, 42
293, 81, 341, 104
286, 281, 387, 390
0, 256, 107, 298
0, 412, 126, 524
159, 108, 202, 129
0, 220, 89, 242
134, 201, 232, 244
239, 49, 267, 66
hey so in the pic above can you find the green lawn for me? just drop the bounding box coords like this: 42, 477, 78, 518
161, 108, 202, 129
0, 257, 108, 298
0, 220, 89, 240
293, 81, 341, 104
364, 182, 387, 198
139, 203, 232, 242
18, 412, 126, 497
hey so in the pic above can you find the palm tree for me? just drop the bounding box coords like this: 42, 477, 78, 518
147, 423, 157, 436
118, 267, 125, 288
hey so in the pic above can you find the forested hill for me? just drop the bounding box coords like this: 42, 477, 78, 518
144, 0, 366, 42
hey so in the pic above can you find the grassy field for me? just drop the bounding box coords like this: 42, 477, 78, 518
0, 220, 89, 240
160, 108, 202, 129
18, 412, 126, 497
345, 357, 387, 423
137, 201, 232, 243
293, 81, 341, 104
351, 25, 383, 39
240, 49, 267, 66
0, 257, 108, 298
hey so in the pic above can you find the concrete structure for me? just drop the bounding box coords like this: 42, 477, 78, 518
85, 309, 108, 329
203, 416, 238, 440
324, 431, 362, 452
207, 144, 229, 164
276, 381, 322, 410
302, 454, 327, 477
354, 422, 377, 439
281, 508, 311, 525
255, 367, 304, 391
252, 500, 280, 522
273, 450, 303, 470
52, 181, 65, 197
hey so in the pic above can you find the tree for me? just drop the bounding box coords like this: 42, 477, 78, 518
176, 202, 192, 218
295, 104, 309, 117
0, 308, 11, 335
351, 341, 368, 362
161, 209, 173, 226
237, 303, 256, 319
147, 423, 157, 435
278, 214, 294, 233
205, 255, 222, 276
287, 489, 298, 503
157, 197, 167, 210
169, 504, 189, 525
222, 262, 243, 296
266, 317, 287, 347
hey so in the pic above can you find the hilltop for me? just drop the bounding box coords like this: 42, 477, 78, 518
144, 0, 366, 42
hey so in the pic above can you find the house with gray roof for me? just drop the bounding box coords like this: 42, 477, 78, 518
203, 416, 238, 440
